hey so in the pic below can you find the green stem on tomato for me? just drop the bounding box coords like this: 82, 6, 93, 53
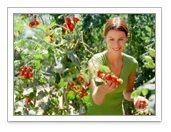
59, 73, 69, 114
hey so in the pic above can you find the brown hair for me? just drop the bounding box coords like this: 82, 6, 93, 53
104, 17, 128, 36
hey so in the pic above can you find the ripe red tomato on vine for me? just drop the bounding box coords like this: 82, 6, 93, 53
85, 81, 90, 87
25, 98, 31, 103
78, 76, 83, 82
19, 69, 24, 76
80, 87, 85, 92
69, 82, 75, 87
34, 20, 39, 26
79, 93, 84, 98
29, 22, 35, 27
73, 16, 80, 23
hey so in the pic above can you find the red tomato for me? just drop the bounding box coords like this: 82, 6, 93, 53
80, 87, 85, 92
25, 97, 31, 103
69, 22, 74, 32
66, 87, 72, 92
74, 16, 80, 23
79, 72, 83, 76
78, 76, 83, 82
26, 68, 32, 72
49, 33, 54, 38
111, 75, 117, 83
29, 22, 35, 27
14, 34, 15, 38
74, 86, 79, 91
105, 74, 112, 81
63, 23, 67, 30
24, 73, 30, 79
79, 93, 84, 98
49, 27, 51, 30
22, 66, 27, 72
28, 72, 33, 78
69, 82, 75, 87
66, 17, 71, 25
97, 70, 103, 78
34, 20, 39, 26
140, 100, 148, 106
83, 93, 88, 96
85, 81, 90, 87
19, 69, 24, 76
115, 80, 121, 85
34, 15, 37, 18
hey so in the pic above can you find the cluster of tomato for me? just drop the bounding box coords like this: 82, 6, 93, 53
96, 69, 123, 86
29, 15, 40, 28
19, 66, 33, 80
63, 16, 80, 32
43, 27, 54, 43
66, 73, 90, 98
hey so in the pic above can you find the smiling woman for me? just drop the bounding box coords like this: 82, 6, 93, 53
86, 17, 149, 115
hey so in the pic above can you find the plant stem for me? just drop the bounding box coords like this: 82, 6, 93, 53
59, 73, 69, 115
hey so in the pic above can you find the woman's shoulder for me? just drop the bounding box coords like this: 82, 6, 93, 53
123, 53, 138, 64
89, 51, 107, 64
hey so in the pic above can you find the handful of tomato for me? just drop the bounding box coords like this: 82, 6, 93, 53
96, 69, 123, 86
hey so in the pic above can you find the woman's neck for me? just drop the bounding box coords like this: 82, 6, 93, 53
106, 50, 123, 66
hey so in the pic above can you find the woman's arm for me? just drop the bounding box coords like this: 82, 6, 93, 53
123, 70, 136, 101
124, 70, 149, 109
88, 61, 116, 105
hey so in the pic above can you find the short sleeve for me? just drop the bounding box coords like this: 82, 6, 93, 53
130, 57, 138, 74
89, 52, 105, 65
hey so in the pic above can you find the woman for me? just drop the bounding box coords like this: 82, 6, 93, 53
86, 17, 148, 115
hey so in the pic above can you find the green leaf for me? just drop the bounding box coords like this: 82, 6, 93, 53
51, 98, 59, 106
26, 92, 35, 100
67, 91, 75, 100
43, 54, 49, 58
99, 64, 110, 73
48, 76, 56, 87
37, 91, 46, 100
131, 89, 141, 98
49, 22, 55, 28
94, 77, 105, 86
44, 36, 51, 43
34, 60, 40, 69
40, 102, 49, 113
91, 70, 97, 77
53, 62, 65, 73
64, 73, 73, 82
58, 79, 67, 88
14, 23, 24, 33
37, 25, 48, 32
24, 18, 29, 25
143, 56, 153, 62
141, 88, 148, 96
14, 40, 24, 47
67, 49, 80, 67
26, 43, 34, 51
35, 55, 42, 60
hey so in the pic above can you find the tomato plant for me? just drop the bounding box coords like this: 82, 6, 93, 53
14, 14, 94, 115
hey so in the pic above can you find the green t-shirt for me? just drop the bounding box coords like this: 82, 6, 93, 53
86, 50, 138, 115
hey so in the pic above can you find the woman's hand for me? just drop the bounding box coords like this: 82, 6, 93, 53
133, 96, 149, 109
98, 79, 117, 95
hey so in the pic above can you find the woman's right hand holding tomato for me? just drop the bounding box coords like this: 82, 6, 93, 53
98, 79, 117, 95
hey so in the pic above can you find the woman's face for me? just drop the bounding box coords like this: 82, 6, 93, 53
104, 30, 128, 55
